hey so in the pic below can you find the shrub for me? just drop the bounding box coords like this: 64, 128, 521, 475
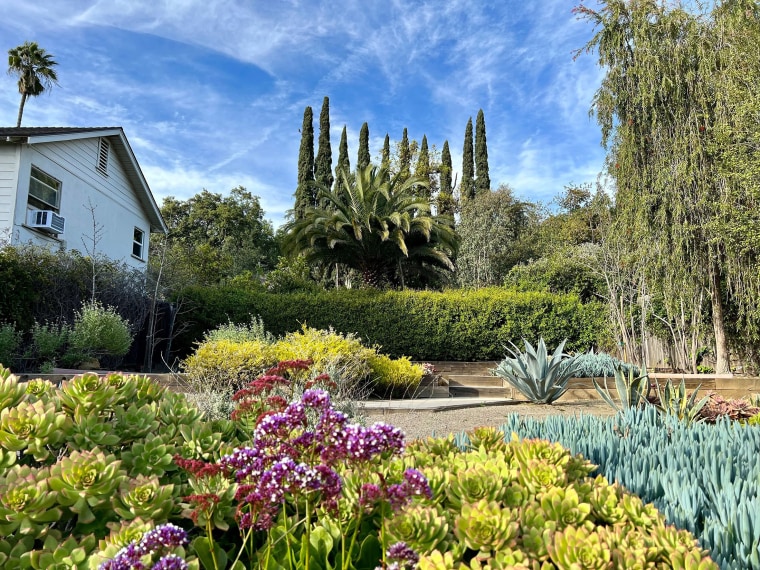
201, 314, 274, 344
29, 321, 70, 364
181, 338, 276, 392
67, 301, 133, 366
0, 323, 21, 369
173, 286, 611, 360
453, 408, 760, 568
368, 353, 424, 398
572, 348, 639, 378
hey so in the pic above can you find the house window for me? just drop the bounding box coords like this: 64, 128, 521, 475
28, 166, 61, 211
97, 138, 109, 176
132, 227, 145, 259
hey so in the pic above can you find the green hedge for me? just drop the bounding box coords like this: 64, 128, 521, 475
174, 286, 610, 361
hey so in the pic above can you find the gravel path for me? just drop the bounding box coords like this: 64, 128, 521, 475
365, 401, 616, 441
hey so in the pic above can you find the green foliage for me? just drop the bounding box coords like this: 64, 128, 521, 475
474, 109, 490, 194
29, 321, 70, 366
367, 353, 423, 399
592, 364, 649, 412
201, 315, 274, 344
652, 378, 710, 425
174, 286, 610, 360
357, 121, 370, 172
406, 427, 715, 569
334, 125, 350, 195
0, 370, 229, 566
67, 301, 133, 364
573, 349, 639, 378
453, 407, 759, 569
315, 96, 334, 192
0, 323, 21, 369
295, 105, 316, 219
263, 255, 320, 294
461, 117, 475, 202
7, 41, 59, 127
0, 246, 39, 332
492, 338, 580, 404
437, 140, 455, 217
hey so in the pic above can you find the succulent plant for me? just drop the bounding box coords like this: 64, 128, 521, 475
68, 414, 121, 451
592, 364, 650, 412
539, 486, 592, 528
0, 465, 61, 537
546, 525, 612, 570
492, 338, 580, 404
114, 402, 160, 443
58, 374, 119, 420
24, 378, 56, 404
465, 426, 508, 453
572, 349, 640, 379
88, 518, 154, 570
652, 378, 709, 425
0, 534, 35, 569
120, 433, 177, 478
158, 392, 204, 439
48, 450, 126, 525
446, 462, 511, 511
417, 549, 458, 570
112, 475, 176, 523
454, 499, 519, 557
179, 423, 226, 461
131, 374, 168, 406
587, 477, 627, 525
0, 366, 26, 412
518, 502, 556, 561
516, 459, 567, 496
29, 534, 97, 570
384, 504, 451, 556
0, 399, 70, 462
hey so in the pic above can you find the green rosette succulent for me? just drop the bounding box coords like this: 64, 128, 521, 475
608, 526, 662, 568
105, 373, 138, 405
0, 534, 35, 569
588, 477, 627, 525
539, 486, 592, 529
510, 437, 571, 470
179, 423, 225, 461
24, 378, 57, 404
648, 525, 714, 565
29, 534, 97, 570
0, 366, 26, 411
0, 465, 62, 537
131, 375, 167, 406
546, 525, 612, 570
406, 435, 460, 468
620, 494, 664, 530
58, 374, 119, 420
0, 446, 16, 470
417, 549, 458, 570
384, 504, 451, 556
68, 414, 121, 451
113, 475, 177, 523
454, 499, 519, 557
667, 549, 719, 570
48, 449, 126, 525
120, 433, 177, 478
419, 466, 449, 506
517, 502, 556, 561
158, 392, 204, 439
0, 399, 70, 461
446, 463, 511, 511
466, 426, 509, 454
465, 549, 535, 570
517, 459, 567, 496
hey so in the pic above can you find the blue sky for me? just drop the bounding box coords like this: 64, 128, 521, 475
1, 0, 607, 228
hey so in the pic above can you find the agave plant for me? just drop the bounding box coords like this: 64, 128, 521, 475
653, 378, 709, 425
592, 364, 650, 412
492, 338, 580, 404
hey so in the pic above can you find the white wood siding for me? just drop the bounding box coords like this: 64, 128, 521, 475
12, 138, 151, 269
0, 145, 20, 238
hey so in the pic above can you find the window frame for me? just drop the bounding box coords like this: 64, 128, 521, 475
28, 165, 62, 212
132, 227, 145, 260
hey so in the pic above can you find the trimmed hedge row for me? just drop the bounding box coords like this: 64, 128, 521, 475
174, 286, 610, 361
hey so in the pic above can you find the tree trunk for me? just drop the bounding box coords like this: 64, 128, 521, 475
16, 93, 27, 127
709, 259, 730, 373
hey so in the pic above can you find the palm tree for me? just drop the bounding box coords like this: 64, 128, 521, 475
7, 41, 59, 127
283, 164, 458, 288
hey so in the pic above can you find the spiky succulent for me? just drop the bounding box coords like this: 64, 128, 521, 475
492, 338, 580, 404
384, 505, 451, 556
454, 499, 519, 557
593, 364, 649, 412
48, 450, 125, 525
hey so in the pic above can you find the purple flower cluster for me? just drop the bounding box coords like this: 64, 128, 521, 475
359, 469, 432, 512
99, 524, 189, 570
387, 542, 419, 566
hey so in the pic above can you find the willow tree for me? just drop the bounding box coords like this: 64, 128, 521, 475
576, 0, 760, 371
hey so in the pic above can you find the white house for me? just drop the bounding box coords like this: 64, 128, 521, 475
0, 127, 167, 269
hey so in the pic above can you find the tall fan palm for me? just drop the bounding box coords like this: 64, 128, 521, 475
283, 165, 458, 288
8, 41, 59, 127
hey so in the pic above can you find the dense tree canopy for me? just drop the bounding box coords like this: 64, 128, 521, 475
315, 97, 333, 193
475, 109, 490, 194
461, 117, 475, 202
294, 106, 315, 219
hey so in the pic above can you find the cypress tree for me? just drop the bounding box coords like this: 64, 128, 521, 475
475, 108, 491, 193
381, 133, 391, 182
315, 96, 333, 193
415, 135, 432, 201
295, 106, 315, 219
334, 125, 350, 194
399, 128, 411, 182
461, 117, 475, 201
438, 140, 455, 216
357, 122, 370, 172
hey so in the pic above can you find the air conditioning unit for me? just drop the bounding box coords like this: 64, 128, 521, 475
27, 209, 65, 234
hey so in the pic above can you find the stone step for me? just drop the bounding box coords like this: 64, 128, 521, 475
447, 375, 503, 388
449, 386, 513, 398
